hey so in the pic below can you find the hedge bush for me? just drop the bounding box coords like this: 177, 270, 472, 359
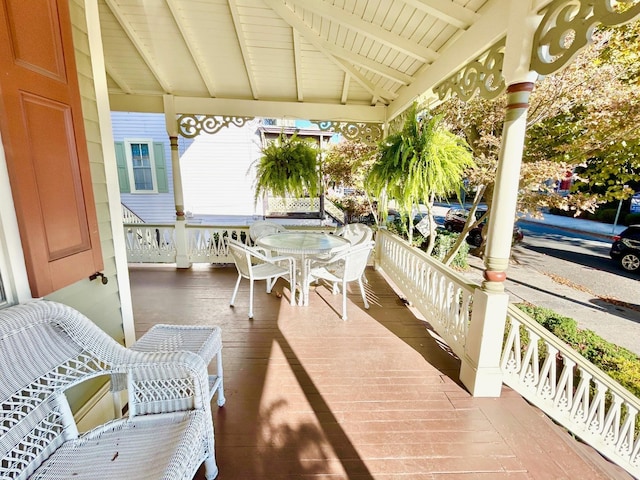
624, 213, 640, 226
432, 230, 469, 269
595, 208, 619, 224
385, 220, 469, 267
515, 303, 640, 398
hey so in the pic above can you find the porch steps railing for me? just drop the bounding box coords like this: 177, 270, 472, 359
121, 203, 145, 224
121, 223, 640, 477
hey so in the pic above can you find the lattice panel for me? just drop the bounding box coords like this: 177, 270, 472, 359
1, 409, 65, 478
132, 378, 195, 405
1, 352, 106, 436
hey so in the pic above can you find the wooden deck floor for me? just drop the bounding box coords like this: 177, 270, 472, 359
129, 263, 631, 480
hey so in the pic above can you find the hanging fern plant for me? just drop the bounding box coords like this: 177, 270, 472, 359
253, 132, 320, 203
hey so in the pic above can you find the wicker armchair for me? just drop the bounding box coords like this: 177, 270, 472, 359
0, 300, 218, 480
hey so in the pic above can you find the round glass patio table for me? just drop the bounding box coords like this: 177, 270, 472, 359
257, 232, 350, 306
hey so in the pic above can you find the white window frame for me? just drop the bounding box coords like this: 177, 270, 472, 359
124, 139, 158, 194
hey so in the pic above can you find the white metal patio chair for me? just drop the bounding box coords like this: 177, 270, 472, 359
307, 240, 375, 320
249, 220, 286, 242
336, 223, 373, 245
335, 223, 373, 283
227, 238, 296, 318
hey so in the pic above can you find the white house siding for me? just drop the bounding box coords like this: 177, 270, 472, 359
33, 0, 125, 409
111, 111, 189, 223
181, 121, 263, 221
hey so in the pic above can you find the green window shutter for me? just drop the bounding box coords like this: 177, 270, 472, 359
114, 141, 130, 193
153, 142, 169, 193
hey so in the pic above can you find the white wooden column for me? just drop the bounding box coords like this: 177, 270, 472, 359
164, 95, 191, 268
460, 0, 539, 396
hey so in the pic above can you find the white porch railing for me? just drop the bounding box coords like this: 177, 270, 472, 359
187, 225, 251, 263
375, 229, 473, 359
375, 229, 640, 477
124, 223, 335, 264
502, 306, 640, 476
124, 224, 177, 263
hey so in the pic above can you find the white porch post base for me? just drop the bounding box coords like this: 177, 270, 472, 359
459, 288, 509, 397
175, 220, 191, 268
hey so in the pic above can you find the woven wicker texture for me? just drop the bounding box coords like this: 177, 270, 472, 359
0, 300, 218, 480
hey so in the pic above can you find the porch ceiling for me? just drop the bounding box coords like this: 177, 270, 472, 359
100, 0, 550, 122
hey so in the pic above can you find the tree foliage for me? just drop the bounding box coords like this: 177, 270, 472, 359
323, 140, 377, 191
434, 23, 640, 262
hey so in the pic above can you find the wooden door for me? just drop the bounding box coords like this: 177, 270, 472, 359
0, 0, 103, 297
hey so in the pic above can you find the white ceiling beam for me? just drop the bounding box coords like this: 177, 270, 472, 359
165, 0, 216, 97
227, 0, 260, 100
388, 0, 509, 119
401, 0, 479, 29
328, 42, 413, 85
286, 0, 438, 63
109, 93, 388, 123
334, 58, 397, 102
341, 73, 350, 104
104, 60, 132, 94
104, 0, 173, 93
293, 30, 304, 102
265, 0, 410, 86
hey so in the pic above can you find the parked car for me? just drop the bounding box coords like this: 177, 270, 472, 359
610, 225, 640, 272
443, 207, 524, 247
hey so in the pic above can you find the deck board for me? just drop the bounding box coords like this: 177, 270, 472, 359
128, 263, 631, 479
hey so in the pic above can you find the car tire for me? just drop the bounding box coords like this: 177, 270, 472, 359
620, 253, 640, 272
468, 232, 482, 247
445, 223, 453, 232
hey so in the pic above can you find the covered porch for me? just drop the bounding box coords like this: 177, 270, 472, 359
129, 262, 629, 478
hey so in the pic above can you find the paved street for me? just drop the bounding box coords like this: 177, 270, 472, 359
432, 205, 640, 356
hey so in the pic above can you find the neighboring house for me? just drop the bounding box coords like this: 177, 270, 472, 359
180, 119, 264, 223
112, 112, 264, 224
111, 111, 188, 223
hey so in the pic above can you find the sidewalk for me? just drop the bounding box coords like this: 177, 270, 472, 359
519, 210, 627, 239
433, 204, 640, 356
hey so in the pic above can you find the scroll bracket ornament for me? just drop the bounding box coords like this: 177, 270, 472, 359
433, 40, 506, 102
309, 120, 383, 144
178, 114, 254, 138
531, 0, 640, 76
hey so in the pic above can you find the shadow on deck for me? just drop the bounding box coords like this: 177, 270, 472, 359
129, 263, 630, 479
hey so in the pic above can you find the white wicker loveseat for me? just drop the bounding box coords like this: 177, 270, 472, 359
0, 300, 218, 479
